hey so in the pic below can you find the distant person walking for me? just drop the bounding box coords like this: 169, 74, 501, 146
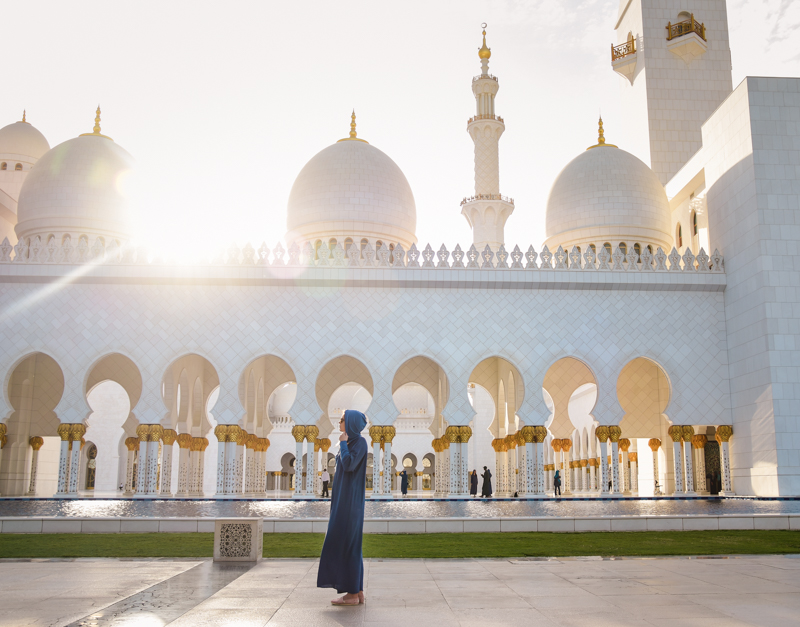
481, 466, 493, 498
400, 469, 409, 497
317, 410, 368, 606
470, 470, 478, 497
554, 470, 562, 496
321, 469, 330, 498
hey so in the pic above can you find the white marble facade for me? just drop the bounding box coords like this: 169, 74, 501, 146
0, 0, 798, 498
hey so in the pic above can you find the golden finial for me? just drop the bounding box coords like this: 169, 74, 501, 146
80, 104, 113, 140
478, 23, 491, 60
587, 115, 617, 150
21, 110, 27, 124
337, 109, 368, 143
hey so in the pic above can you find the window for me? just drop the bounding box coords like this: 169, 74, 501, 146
376, 240, 383, 251
329, 238, 337, 249
634, 243, 641, 257
14, 163, 22, 171
692, 210, 698, 236
676, 223, 683, 248
360, 238, 368, 255
403, 458, 413, 468
422, 457, 432, 468
603, 242, 612, 257
619, 242, 627, 256
589, 243, 597, 254
0, 163, 6, 170
344, 237, 354, 252
647, 245, 653, 255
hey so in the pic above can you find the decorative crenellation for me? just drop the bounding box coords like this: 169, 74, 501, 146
0, 237, 725, 274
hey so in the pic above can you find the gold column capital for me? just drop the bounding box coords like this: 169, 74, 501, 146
595, 426, 609, 442
580, 459, 588, 467
70, 424, 87, 441
319, 438, 330, 452
445, 425, 460, 444
212, 425, 227, 442
560, 438, 572, 453
692, 434, 708, 448
291, 425, 306, 443
29, 436, 44, 450
177, 433, 192, 449
0, 423, 7, 438
504, 434, 517, 450
608, 426, 621, 442
629, 452, 638, 463
57, 423, 72, 441
534, 426, 548, 443
520, 426, 535, 443
148, 425, 163, 442
551, 438, 562, 452
305, 425, 320, 442
681, 425, 695, 441
136, 424, 150, 442
199, 438, 209, 451
382, 426, 396, 443
125, 436, 138, 451
618, 438, 631, 452
459, 425, 473, 443
370, 426, 384, 444
716, 425, 733, 443
648, 438, 662, 451
161, 429, 178, 445
667, 425, 683, 442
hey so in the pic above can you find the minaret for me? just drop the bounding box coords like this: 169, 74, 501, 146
461, 25, 514, 252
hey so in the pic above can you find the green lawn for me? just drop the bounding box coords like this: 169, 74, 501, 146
0, 530, 798, 559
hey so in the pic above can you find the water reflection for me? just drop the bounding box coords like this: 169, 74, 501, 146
0, 498, 798, 519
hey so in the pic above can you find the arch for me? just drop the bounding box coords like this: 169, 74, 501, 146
162, 354, 219, 435
85, 353, 142, 412
617, 357, 671, 438
84, 441, 97, 490
402, 452, 417, 469
542, 357, 597, 438
14, 163, 22, 171
392, 355, 449, 420
603, 242, 612, 257
328, 382, 372, 417
85, 379, 133, 493
315, 355, 373, 415
468, 356, 525, 436
0, 162, 6, 170
1, 352, 65, 496
239, 355, 296, 434
676, 223, 683, 248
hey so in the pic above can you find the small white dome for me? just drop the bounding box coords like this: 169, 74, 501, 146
0, 121, 50, 161
286, 139, 417, 250
16, 135, 134, 243
545, 145, 672, 253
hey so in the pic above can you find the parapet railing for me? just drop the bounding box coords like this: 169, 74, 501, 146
460, 193, 514, 205
666, 15, 706, 42
0, 236, 724, 273
472, 74, 498, 83
611, 40, 636, 61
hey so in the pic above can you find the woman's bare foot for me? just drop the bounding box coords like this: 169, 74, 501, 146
331, 593, 359, 606
358, 591, 366, 604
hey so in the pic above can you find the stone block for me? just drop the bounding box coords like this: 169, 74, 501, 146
646, 517, 683, 531
682, 517, 718, 531
82, 520, 121, 533
500, 519, 538, 532
311, 520, 329, 534
364, 520, 388, 534
158, 519, 198, 533
538, 519, 574, 533
213, 518, 263, 562
387, 519, 426, 534
610, 518, 647, 532
1, 518, 43, 533
753, 516, 789, 530
574, 518, 611, 532
789, 516, 800, 531
275, 520, 313, 533
120, 519, 160, 533
425, 519, 464, 533
463, 519, 501, 533
197, 520, 215, 533
42, 519, 82, 533
718, 517, 754, 530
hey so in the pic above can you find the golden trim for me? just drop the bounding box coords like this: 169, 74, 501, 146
337, 110, 368, 144
79, 105, 113, 140
586, 116, 616, 150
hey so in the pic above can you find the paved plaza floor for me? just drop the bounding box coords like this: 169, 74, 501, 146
2, 555, 799, 626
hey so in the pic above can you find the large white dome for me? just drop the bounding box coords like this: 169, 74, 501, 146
286, 138, 417, 251
16, 134, 134, 244
545, 143, 672, 254
0, 120, 50, 161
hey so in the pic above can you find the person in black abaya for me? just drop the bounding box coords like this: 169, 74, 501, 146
470, 470, 478, 497
481, 465, 493, 497
317, 410, 368, 606
400, 469, 409, 497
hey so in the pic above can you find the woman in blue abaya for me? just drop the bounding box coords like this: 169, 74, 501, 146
317, 409, 368, 605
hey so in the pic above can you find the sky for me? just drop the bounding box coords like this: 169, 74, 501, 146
3, 0, 799, 259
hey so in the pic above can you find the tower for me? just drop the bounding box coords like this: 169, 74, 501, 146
461, 26, 514, 252
612, 0, 733, 184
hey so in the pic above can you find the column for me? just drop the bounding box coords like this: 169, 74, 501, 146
578, 459, 587, 492
619, 438, 631, 495
371, 427, 383, 497
493, 439, 506, 496
629, 452, 639, 494
124, 437, 137, 494
177, 434, 191, 496
160, 429, 177, 496
441, 438, 450, 495
318, 438, 328, 497
596, 427, 610, 496
589, 459, 597, 492
214, 425, 227, 495
505, 435, 517, 495
193, 438, 206, 496
235, 432, 246, 494
716, 425, 734, 495
0, 424, 6, 495
382, 426, 395, 496
305, 426, 319, 496
608, 426, 621, 494
692, 434, 708, 494
56, 424, 72, 495
26, 436, 44, 495
291, 426, 305, 498
460, 427, 472, 497
682, 426, 696, 495
135, 425, 149, 495
649, 438, 662, 495
561, 439, 572, 495
535, 427, 547, 495
668, 426, 684, 494
146, 425, 162, 494
520, 427, 534, 496
68, 425, 86, 495
550, 439, 560, 495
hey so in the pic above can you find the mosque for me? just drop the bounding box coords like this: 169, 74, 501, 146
1, 0, 798, 501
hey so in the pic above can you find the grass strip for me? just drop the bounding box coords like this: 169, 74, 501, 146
0, 530, 798, 559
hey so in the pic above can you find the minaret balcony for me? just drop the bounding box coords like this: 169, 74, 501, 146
611, 39, 638, 85
461, 193, 514, 207
472, 74, 498, 83
467, 114, 504, 124
666, 15, 708, 65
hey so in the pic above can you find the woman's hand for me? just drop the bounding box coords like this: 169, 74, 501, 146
339, 432, 347, 442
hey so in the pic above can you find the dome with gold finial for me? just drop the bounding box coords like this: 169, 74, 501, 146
478, 28, 491, 60
286, 111, 417, 251
545, 117, 672, 254
0, 111, 50, 164
16, 106, 135, 245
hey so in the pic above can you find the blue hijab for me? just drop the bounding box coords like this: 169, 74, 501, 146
317, 410, 368, 594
